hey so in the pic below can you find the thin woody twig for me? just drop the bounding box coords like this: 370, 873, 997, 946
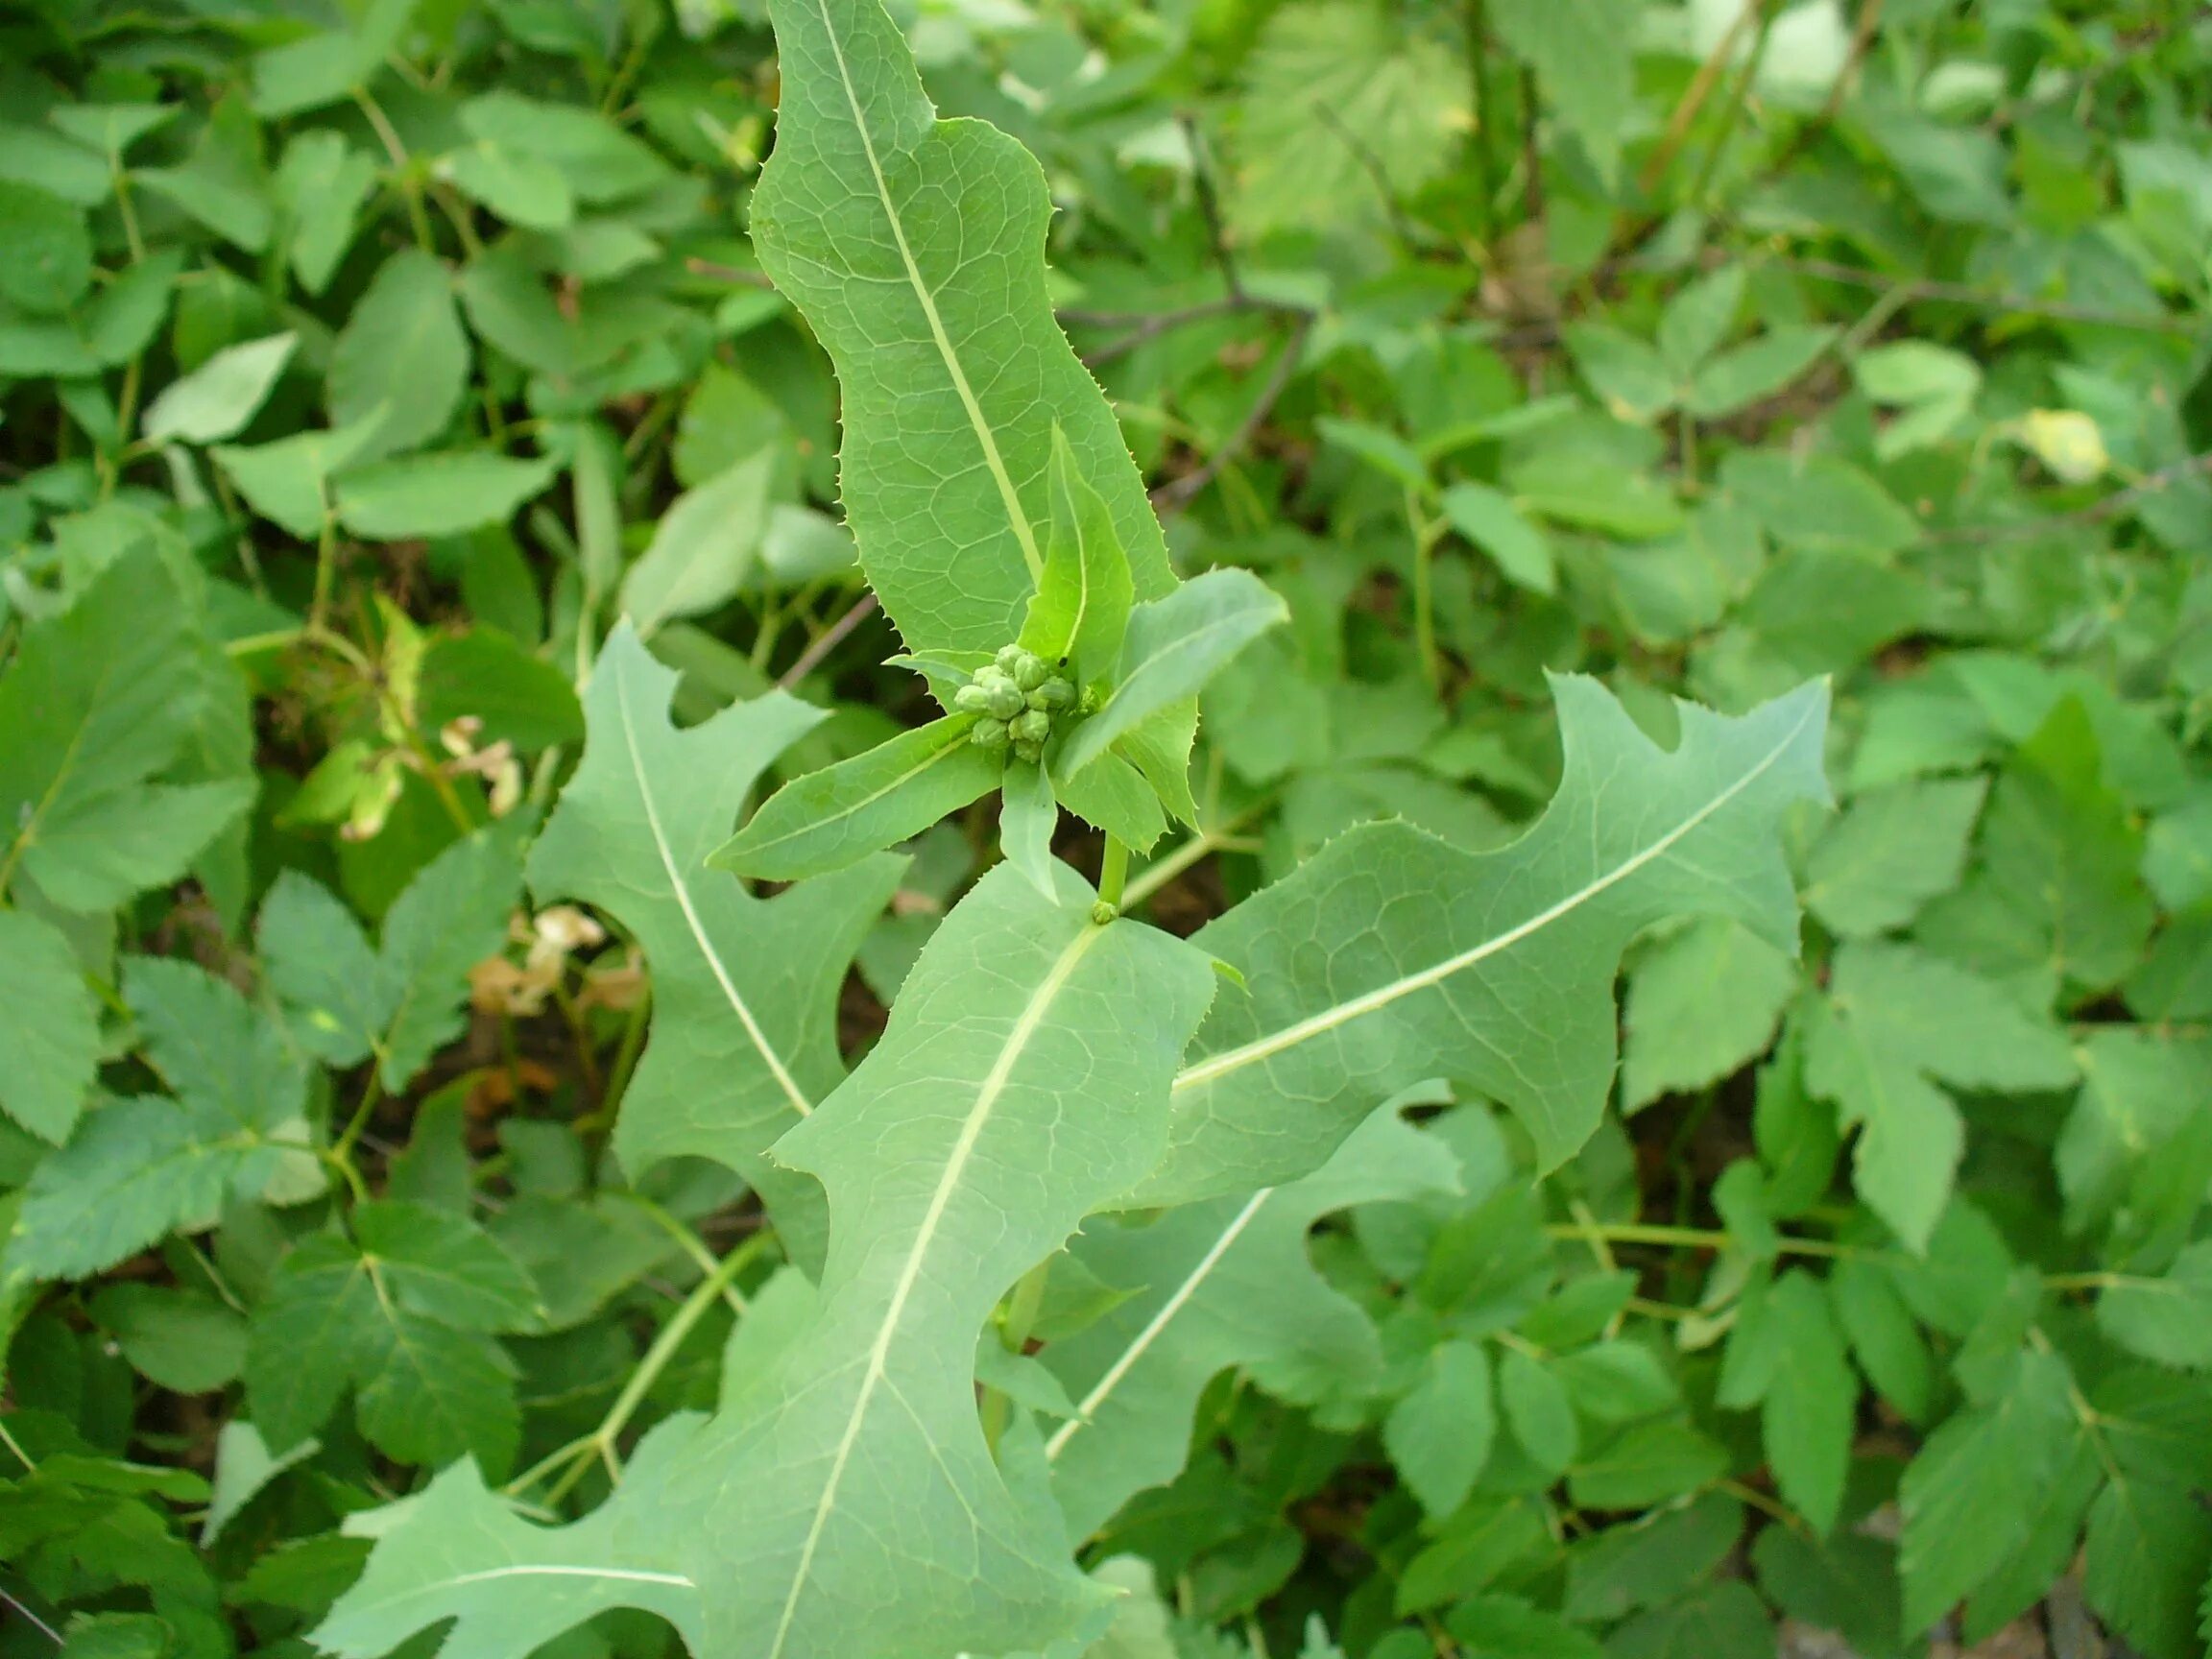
1151, 312, 1313, 513
777, 591, 878, 687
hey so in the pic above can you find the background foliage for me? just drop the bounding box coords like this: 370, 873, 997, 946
1, 0, 2209, 1655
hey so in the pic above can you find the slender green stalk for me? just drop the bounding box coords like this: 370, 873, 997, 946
1095, 835, 1130, 915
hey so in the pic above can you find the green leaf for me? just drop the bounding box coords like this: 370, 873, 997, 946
0, 909, 101, 1142
999, 760, 1061, 900
0, 180, 92, 315
1622, 917, 1796, 1112
314, 1418, 706, 1658
2084, 1473, 2212, 1659
1567, 1492, 1741, 1621
1656, 267, 1745, 378
1802, 775, 1986, 939
1758, 1271, 1854, 1532
715, 716, 1004, 882
375, 827, 526, 1090
1059, 569, 1286, 779
326, 249, 471, 464
1439, 483, 1557, 595
250, 0, 421, 117
1683, 326, 1835, 420
1563, 323, 1676, 421
1567, 1418, 1726, 1509
747, 0, 1173, 654
1489, 0, 1640, 176
1020, 427, 1135, 686
141, 332, 297, 446
1133, 677, 1829, 1206
86, 1285, 246, 1395
2058, 1029, 2212, 1237
1720, 450, 1920, 559
1806, 941, 2077, 1249
212, 412, 385, 540
619, 451, 778, 637
276, 130, 376, 295
1499, 1347, 1577, 1474
1606, 1581, 1772, 1659
1898, 1349, 2075, 1632
1447, 1594, 1603, 1659
459, 93, 673, 204
0, 550, 255, 914
1385, 1339, 1495, 1519
528, 628, 901, 1216
436, 139, 575, 229
417, 630, 585, 755
1041, 1110, 1458, 1537
246, 1202, 534, 1470
10, 958, 314, 1280
336, 451, 558, 540
2097, 1241, 2212, 1369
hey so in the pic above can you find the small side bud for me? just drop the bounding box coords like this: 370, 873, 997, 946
995, 644, 1028, 675
1013, 738, 1044, 762
1010, 709, 1052, 744
971, 718, 1010, 751
1009, 651, 1048, 691
952, 684, 993, 714
1030, 677, 1073, 710
984, 681, 1026, 720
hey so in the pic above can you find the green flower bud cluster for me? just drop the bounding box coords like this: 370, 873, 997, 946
953, 645, 1074, 762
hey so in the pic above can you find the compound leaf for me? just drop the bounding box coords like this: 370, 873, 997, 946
0, 909, 101, 1142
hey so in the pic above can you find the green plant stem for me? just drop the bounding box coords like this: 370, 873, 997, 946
614, 1195, 751, 1314
1462, 0, 1497, 241
517, 1229, 775, 1505
1120, 808, 1267, 911
1686, 0, 1778, 211
1546, 1220, 1863, 1261
981, 1254, 1054, 1454
1095, 835, 1130, 914
1407, 490, 1445, 690
332, 1070, 385, 1166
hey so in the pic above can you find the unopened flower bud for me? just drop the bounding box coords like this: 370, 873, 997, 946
1010, 709, 1051, 745
953, 684, 994, 714
971, 717, 1010, 750
1029, 677, 1073, 710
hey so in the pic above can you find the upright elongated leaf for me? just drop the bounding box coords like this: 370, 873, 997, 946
711, 715, 1002, 881
0, 910, 100, 1142
529, 627, 901, 1218
1128, 676, 1830, 1207
1043, 1110, 1459, 1539
654, 868, 1214, 1658
1057, 569, 1288, 780
1020, 426, 1135, 685
748, 0, 1172, 653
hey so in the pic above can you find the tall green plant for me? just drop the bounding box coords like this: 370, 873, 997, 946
312, 2, 1826, 1654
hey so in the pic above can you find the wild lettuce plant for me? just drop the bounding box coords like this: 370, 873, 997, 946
307, 3, 1828, 1654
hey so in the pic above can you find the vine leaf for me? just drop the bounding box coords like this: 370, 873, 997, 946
528, 625, 902, 1248
1042, 1108, 1459, 1539
1130, 676, 1833, 1208
748, 0, 1173, 655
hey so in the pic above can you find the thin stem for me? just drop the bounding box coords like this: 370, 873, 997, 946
613, 1195, 751, 1314
332, 1070, 385, 1166
1095, 835, 1130, 914
1120, 805, 1268, 910
1463, 0, 1497, 241
1686, 0, 1777, 211
1545, 1219, 1868, 1261
776, 590, 878, 688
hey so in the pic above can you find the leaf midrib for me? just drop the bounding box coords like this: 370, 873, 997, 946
766, 917, 1107, 1658
806, 0, 1042, 581
1170, 698, 1820, 1096
614, 666, 812, 1118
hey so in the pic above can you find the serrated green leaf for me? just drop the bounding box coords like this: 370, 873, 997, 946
1806, 941, 2076, 1249
1000, 760, 1061, 900
2085, 1474, 2212, 1659
2096, 1241, 2212, 1368
1566, 1417, 1726, 1509
1489, 0, 1639, 177
713, 714, 1002, 881
1656, 267, 1745, 378
0, 550, 254, 914
1759, 1270, 1853, 1532
437, 140, 575, 229
1802, 775, 1986, 938
1564, 323, 1676, 422
1446, 1594, 1603, 1659
1566, 1493, 1741, 1621
376, 826, 526, 1091
1683, 326, 1835, 420
212, 411, 385, 540
0, 909, 101, 1142
1059, 570, 1286, 780
1384, 1339, 1494, 1519
1606, 1580, 1772, 1659
1132, 677, 1829, 1206
1898, 1348, 2074, 1632
246, 1201, 535, 1468
747, 0, 1172, 655
10, 956, 313, 1280
0, 180, 92, 315
529, 629, 901, 1233
1042, 1110, 1457, 1538
1499, 1347, 1577, 1473
1622, 917, 1797, 1112
85, 1285, 245, 1395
